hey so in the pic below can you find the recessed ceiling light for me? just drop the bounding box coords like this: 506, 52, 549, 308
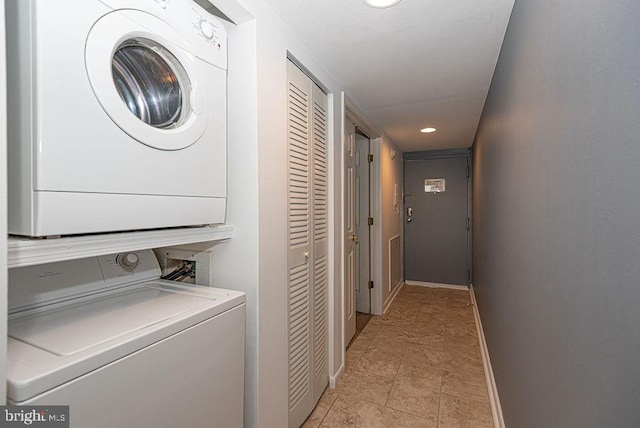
421, 127, 437, 133
363, 0, 402, 9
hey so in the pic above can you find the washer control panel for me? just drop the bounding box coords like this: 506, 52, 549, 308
116, 252, 140, 271
99, 250, 160, 282
8, 250, 162, 312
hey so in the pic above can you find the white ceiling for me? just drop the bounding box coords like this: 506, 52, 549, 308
263, 0, 514, 152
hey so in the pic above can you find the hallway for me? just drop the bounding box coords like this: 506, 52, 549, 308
304, 285, 492, 427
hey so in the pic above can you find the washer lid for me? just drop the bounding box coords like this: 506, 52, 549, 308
9, 286, 210, 356
7, 281, 245, 403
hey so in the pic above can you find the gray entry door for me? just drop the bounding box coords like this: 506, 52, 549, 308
404, 157, 470, 286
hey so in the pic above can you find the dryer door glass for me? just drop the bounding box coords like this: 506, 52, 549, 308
112, 39, 191, 129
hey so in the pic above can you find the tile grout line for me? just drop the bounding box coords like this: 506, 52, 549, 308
440, 391, 491, 406
382, 296, 441, 423
436, 371, 444, 428
344, 315, 381, 374
338, 314, 401, 407
315, 391, 339, 428
382, 405, 438, 423
382, 337, 409, 408
437, 296, 454, 428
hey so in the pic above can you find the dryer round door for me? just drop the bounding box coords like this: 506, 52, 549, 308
85, 10, 208, 151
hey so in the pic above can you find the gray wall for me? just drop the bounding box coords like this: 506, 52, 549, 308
473, 1, 640, 427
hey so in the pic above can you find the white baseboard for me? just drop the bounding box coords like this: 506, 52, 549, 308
382, 280, 404, 314
329, 363, 344, 388
405, 280, 468, 291
469, 284, 505, 428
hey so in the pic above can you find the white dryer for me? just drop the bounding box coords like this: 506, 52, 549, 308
7, 0, 228, 237
7, 250, 245, 427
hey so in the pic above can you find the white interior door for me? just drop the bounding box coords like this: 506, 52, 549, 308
355, 135, 370, 313
344, 121, 357, 346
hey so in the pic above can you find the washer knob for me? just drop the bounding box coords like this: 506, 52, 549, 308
117, 252, 140, 270
199, 20, 216, 39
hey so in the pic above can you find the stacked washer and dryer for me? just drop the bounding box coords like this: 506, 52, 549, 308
5, 0, 244, 426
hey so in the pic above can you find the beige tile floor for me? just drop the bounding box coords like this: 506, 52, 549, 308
303, 284, 493, 428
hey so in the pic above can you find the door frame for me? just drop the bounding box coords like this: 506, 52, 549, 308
354, 132, 371, 314
344, 97, 383, 328
403, 148, 473, 286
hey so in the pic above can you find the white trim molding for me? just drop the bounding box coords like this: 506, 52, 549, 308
329, 363, 344, 388
405, 280, 468, 291
383, 281, 404, 314
326, 91, 340, 398
344, 95, 382, 140
370, 137, 383, 315
469, 284, 505, 428
388, 234, 402, 293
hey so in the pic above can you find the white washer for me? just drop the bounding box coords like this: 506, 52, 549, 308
7, 250, 245, 427
7, 0, 228, 237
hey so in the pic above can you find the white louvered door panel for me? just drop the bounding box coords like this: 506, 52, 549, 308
288, 263, 310, 413
287, 61, 313, 428
311, 83, 329, 403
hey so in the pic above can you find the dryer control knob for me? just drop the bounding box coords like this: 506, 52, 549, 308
199, 20, 216, 39
117, 252, 140, 270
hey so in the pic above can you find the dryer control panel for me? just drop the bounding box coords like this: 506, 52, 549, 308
191, 10, 225, 52
98, 0, 227, 69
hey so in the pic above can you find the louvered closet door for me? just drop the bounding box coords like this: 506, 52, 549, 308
287, 60, 329, 428
287, 61, 313, 428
